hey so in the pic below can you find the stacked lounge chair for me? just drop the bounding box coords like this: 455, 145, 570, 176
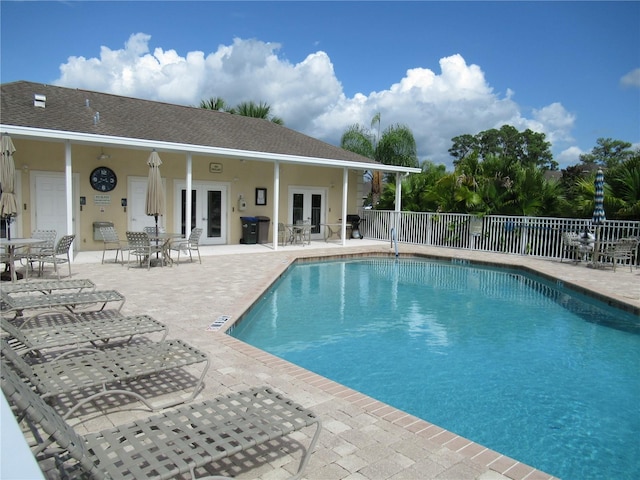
1, 311, 168, 356
2, 365, 321, 480
1, 278, 96, 294
1, 276, 322, 478
1, 288, 125, 320
1, 336, 210, 413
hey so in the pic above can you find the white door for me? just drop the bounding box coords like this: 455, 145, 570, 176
288, 187, 326, 240
174, 181, 228, 245
31, 171, 78, 244
128, 177, 166, 232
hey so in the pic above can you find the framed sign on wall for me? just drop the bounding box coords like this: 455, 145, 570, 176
255, 188, 267, 206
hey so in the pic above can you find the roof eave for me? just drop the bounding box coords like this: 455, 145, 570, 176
1, 124, 421, 174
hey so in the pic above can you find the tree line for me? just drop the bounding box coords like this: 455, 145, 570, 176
199, 98, 638, 220
340, 117, 639, 220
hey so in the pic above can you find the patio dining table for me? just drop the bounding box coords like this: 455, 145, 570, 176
285, 224, 313, 246
0, 238, 46, 283
320, 223, 352, 242
147, 232, 183, 266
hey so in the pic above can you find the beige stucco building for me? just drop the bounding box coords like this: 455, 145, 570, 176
1, 81, 419, 253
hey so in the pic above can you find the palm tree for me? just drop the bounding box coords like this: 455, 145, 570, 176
377, 162, 447, 211
199, 98, 284, 124
230, 101, 284, 125
199, 97, 228, 111
340, 113, 418, 207
612, 161, 640, 219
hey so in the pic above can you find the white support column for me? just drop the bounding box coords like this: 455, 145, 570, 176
65, 141, 73, 236
273, 161, 280, 251
395, 172, 402, 212
394, 172, 402, 239
341, 167, 348, 246
185, 153, 193, 235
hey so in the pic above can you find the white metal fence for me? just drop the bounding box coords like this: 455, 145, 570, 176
360, 210, 640, 261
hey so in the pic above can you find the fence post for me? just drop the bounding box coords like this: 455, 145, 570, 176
520, 217, 530, 255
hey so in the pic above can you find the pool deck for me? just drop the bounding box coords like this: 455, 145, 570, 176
16, 240, 640, 479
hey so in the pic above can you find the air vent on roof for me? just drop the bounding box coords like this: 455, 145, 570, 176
34, 94, 46, 108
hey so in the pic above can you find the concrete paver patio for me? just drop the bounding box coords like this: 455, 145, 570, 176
11, 239, 640, 479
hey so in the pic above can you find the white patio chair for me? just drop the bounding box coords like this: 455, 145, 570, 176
278, 222, 288, 246
125, 231, 163, 269
38, 234, 75, 280
560, 232, 581, 263
99, 226, 127, 265
143, 225, 165, 235
595, 237, 638, 272
25, 229, 57, 273
169, 227, 203, 264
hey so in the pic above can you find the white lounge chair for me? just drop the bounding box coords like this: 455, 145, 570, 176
2, 336, 209, 412
1, 365, 321, 480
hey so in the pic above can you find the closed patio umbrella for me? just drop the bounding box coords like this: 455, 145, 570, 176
591, 169, 606, 262
0, 134, 18, 240
592, 169, 606, 226
145, 150, 165, 236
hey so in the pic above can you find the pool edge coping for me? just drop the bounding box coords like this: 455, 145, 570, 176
217, 333, 559, 480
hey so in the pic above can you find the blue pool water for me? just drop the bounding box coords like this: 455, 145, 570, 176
230, 258, 640, 480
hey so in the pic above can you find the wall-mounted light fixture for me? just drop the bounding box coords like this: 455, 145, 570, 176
97, 148, 111, 161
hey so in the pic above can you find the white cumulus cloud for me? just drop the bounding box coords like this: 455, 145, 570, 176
54, 34, 577, 169
620, 68, 640, 88
556, 146, 585, 169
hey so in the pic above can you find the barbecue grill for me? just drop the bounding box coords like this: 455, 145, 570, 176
346, 214, 363, 239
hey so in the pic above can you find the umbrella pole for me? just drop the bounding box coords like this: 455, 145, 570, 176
3, 218, 8, 274
593, 225, 601, 267
155, 215, 160, 259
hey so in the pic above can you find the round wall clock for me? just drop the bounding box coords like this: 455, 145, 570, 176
90, 166, 117, 192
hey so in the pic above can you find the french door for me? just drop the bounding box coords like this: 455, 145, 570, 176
175, 181, 228, 245
288, 187, 326, 240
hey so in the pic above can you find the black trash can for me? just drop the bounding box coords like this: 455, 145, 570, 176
240, 217, 258, 244
256, 216, 270, 244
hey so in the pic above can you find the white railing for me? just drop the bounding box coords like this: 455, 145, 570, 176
361, 210, 640, 261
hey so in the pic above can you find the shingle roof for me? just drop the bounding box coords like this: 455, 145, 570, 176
1, 81, 377, 166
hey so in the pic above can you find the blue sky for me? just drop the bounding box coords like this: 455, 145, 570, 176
2, 1, 638, 169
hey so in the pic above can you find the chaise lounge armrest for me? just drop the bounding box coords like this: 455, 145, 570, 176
1, 289, 125, 321
1, 312, 167, 356
1, 279, 96, 295
2, 337, 209, 414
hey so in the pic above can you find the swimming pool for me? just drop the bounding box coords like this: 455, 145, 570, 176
230, 257, 640, 480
